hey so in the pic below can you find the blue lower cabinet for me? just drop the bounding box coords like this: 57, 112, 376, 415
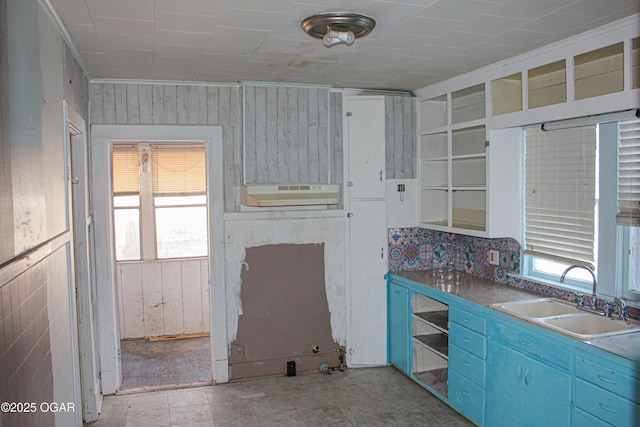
486, 338, 572, 427
388, 281, 410, 374
449, 367, 485, 425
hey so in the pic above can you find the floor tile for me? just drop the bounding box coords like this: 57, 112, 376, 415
90, 366, 475, 427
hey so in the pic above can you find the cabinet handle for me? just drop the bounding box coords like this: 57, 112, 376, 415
524, 369, 530, 385
462, 337, 471, 343
462, 360, 471, 367
516, 365, 523, 379
596, 374, 616, 385
518, 340, 529, 347
462, 390, 471, 397
380, 170, 383, 182
462, 318, 471, 323
598, 403, 618, 413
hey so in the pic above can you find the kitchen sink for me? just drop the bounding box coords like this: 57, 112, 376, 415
541, 313, 640, 340
491, 298, 640, 340
492, 298, 583, 318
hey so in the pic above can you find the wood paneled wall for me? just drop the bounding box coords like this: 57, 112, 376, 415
116, 258, 210, 339
89, 82, 415, 210
243, 85, 332, 184
385, 95, 416, 180
89, 82, 243, 211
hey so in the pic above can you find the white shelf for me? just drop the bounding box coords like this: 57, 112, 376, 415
574, 42, 624, 100
528, 60, 566, 109
412, 293, 449, 398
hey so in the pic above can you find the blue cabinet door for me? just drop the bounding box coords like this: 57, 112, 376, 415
388, 281, 410, 374
523, 355, 571, 426
486, 338, 572, 427
486, 339, 525, 427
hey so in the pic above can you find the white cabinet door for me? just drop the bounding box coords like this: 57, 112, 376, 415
347, 199, 388, 366
344, 96, 386, 199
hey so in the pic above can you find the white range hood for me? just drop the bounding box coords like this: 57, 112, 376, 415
241, 184, 340, 207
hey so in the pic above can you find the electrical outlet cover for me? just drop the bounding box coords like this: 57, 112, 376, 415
489, 250, 499, 265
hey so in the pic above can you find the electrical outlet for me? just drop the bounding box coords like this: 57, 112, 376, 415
489, 250, 499, 265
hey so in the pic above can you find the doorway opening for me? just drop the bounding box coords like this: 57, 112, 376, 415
111, 142, 212, 389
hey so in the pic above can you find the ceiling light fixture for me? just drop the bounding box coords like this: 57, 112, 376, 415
301, 12, 376, 48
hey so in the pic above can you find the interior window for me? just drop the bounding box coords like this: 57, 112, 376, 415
111, 143, 208, 261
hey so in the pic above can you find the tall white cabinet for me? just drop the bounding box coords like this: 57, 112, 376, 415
343, 96, 388, 366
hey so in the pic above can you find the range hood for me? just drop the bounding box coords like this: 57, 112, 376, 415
241, 184, 339, 207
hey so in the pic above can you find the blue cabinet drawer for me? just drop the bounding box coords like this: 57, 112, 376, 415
450, 323, 486, 359
488, 321, 570, 370
575, 378, 640, 426
450, 306, 486, 335
575, 355, 640, 401
449, 369, 485, 426
573, 408, 612, 427
449, 344, 485, 387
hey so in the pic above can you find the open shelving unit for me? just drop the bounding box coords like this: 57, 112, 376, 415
633, 37, 639, 89
412, 293, 449, 398
528, 60, 566, 109
574, 42, 624, 100
491, 73, 522, 116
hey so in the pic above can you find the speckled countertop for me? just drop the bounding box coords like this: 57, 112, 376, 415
391, 270, 640, 363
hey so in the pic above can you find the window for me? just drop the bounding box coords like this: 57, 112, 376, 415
618, 118, 640, 298
524, 125, 598, 289
112, 143, 208, 261
523, 116, 640, 300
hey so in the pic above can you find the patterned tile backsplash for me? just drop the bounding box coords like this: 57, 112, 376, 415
388, 227, 520, 283
387, 227, 640, 321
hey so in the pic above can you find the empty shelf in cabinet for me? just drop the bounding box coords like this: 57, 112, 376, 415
414, 368, 449, 398
414, 334, 449, 357
414, 310, 449, 332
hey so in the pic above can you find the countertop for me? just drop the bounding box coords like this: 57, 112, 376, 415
390, 270, 640, 363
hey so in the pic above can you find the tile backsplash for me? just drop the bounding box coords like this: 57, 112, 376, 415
387, 227, 639, 321
388, 227, 520, 283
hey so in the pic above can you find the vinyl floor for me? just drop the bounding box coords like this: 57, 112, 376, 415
89, 366, 474, 426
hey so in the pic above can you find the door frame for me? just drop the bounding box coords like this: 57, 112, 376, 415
65, 101, 101, 422
90, 125, 227, 394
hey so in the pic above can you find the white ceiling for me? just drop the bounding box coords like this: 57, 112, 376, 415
50, 0, 640, 91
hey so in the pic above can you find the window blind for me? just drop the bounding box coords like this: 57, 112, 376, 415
112, 145, 140, 195
617, 118, 640, 226
152, 145, 206, 195
524, 125, 597, 268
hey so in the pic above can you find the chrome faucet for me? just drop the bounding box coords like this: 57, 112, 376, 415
560, 265, 597, 310
612, 297, 627, 321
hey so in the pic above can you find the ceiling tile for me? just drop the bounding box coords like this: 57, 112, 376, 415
85, 0, 155, 20
218, 7, 284, 31
487, 0, 574, 20
392, 16, 460, 37
155, 13, 218, 33
93, 17, 154, 36
155, 0, 221, 16
222, 0, 293, 13
518, 12, 600, 36
454, 13, 527, 35
101, 34, 154, 51
419, 0, 496, 21
155, 30, 213, 48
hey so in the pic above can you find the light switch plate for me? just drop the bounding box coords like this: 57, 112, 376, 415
489, 250, 499, 265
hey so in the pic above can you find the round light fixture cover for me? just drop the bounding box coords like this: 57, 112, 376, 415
301, 12, 376, 41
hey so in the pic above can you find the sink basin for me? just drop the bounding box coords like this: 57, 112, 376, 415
491, 297, 640, 340
541, 314, 640, 339
492, 298, 583, 318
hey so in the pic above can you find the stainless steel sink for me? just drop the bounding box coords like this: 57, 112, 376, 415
491, 298, 640, 340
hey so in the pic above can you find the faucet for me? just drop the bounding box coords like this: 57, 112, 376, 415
560, 265, 597, 310
612, 297, 627, 321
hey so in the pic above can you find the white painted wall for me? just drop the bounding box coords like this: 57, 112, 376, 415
2, 2, 83, 426
386, 179, 419, 228
116, 258, 210, 338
